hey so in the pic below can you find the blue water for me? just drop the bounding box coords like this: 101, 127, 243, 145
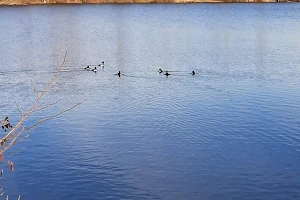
0, 3, 300, 200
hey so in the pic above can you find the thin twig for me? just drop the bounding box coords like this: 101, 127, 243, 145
1, 127, 25, 153
15, 102, 23, 117
7, 148, 25, 157
29, 99, 62, 114
45, 88, 63, 95
37, 101, 84, 124
14, 119, 41, 145
11, 101, 84, 147
26, 101, 83, 132
31, 80, 39, 99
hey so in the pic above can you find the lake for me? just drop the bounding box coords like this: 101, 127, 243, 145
0, 3, 300, 200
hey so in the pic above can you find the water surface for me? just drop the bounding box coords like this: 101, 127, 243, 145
0, 4, 300, 200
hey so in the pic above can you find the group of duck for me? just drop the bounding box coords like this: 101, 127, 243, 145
84, 62, 123, 77
84, 62, 196, 77
158, 68, 196, 76
84, 61, 105, 72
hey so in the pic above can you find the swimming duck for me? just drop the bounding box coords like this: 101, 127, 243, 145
98, 61, 105, 68
192, 70, 196, 75
92, 67, 98, 73
1, 117, 13, 132
165, 71, 170, 76
84, 66, 90, 70
158, 68, 163, 73
116, 71, 121, 77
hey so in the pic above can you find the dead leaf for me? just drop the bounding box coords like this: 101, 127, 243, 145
7, 161, 14, 171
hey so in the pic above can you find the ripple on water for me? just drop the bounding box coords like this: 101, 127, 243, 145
1, 3, 300, 200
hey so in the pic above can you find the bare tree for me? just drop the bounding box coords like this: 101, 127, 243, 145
0, 52, 83, 199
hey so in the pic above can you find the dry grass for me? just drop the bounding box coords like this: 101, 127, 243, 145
2, 0, 300, 5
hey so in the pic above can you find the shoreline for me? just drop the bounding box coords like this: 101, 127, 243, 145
0, 0, 300, 6
0, 0, 299, 6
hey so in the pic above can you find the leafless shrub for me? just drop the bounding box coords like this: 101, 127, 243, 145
0, 52, 83, 199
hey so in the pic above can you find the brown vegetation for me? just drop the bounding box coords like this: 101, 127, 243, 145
0, 0, 299, 5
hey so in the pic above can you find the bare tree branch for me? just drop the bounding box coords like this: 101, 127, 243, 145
29, 99, 62, 114
15, 102, 23, 117
1, 127, 25, 153
1, 52, 68, 143
0, 52, 82, 199
7, 148, 24, 157
31, 80, 39, 99
13, 101, 84, 147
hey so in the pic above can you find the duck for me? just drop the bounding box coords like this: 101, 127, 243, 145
92, 67, 98, 73
1, 117, 13, 132
165, 71, 170, 76
116, 71, 121, 77
158, 68, 163, 73
84, 66, 90, 70
98, 61, 105, 68
192, 70, 196, 75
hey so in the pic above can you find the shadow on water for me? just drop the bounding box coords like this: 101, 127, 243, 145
121, 74, 158, 80
167, 74, 191, 77
167, 70, 191, 73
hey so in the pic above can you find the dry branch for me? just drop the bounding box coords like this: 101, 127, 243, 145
31, 80, 39, 99
15, 102, 23, 117
1, 51, 67, 149
29, 99, 62, 114
0, 52, 82, 199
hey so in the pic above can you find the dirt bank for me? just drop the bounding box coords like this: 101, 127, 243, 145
0, 0, 299, 6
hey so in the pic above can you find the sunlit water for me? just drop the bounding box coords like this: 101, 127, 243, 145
0, 3, 300, 200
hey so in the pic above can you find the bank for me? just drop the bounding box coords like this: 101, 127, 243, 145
0, 0, 299, 6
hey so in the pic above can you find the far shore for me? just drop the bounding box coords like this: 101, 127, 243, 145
0, 0, 299, 6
